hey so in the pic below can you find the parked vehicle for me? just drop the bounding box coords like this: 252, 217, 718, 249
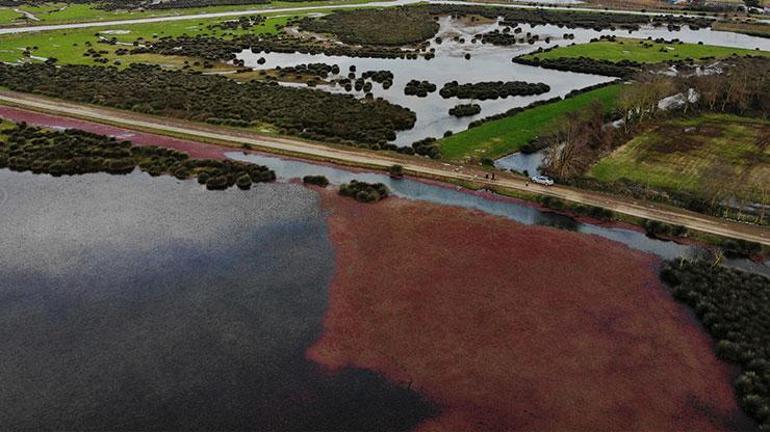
530, 175, 554, 186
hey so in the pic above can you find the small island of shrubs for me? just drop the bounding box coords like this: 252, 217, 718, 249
513, 55, 641, 79
449, 103, 481, 117
338, 180, 390, 203
404, 80, 437, 97
302, 175, 330, 187
439, 80, 550, 100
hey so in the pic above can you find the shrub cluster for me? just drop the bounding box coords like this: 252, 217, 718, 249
448, 103, 481, 117
302, 175, 330, 187
642, 219, 688, 239
0, 63, 416, 147
414, 4, 713, 31
721, 239, 762, 259
439, 80, 550, 100
411, 137, 441, 159
513, 56, 640, 78
135, 33, 419, 61
539, 196, 615, 221
480, 30, 520, 46
479, 29, 541, 46
660, 260, 770, 431
361, 70, 394, 84
404, 80, 437, 97
207, 15, 266, 31
0, 122, 275, 190
297, 7, 440, 46
276, 63, 340, 79
338, 180, 390, 203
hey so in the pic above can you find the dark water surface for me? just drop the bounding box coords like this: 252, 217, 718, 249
0, 169, 433, 430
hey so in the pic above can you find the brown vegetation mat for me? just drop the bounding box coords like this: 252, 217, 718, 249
309, 192, 753, 431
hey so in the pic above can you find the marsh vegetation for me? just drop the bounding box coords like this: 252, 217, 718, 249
338, 179, 390, 203
0, 63, 416, 147
661, 260, 770, 431
0, 122, 276, 190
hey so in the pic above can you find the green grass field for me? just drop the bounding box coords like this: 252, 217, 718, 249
520, 38, 769, 63
438, 84, 623, 161
0, 8, 24, 25
0, 0, 382, 26
589, 114, 770, 201
0, 12, 296, 65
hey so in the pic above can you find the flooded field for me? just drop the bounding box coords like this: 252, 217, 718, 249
238, 14, 770, 146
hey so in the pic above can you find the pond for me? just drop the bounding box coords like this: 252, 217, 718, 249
0, 169, 434, 430
237, 14, 770, 146
495, 149, 545, 175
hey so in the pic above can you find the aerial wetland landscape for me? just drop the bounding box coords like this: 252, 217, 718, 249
1, 0, 770, 429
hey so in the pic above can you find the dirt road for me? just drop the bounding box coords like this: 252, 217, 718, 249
1, 90, 768, 245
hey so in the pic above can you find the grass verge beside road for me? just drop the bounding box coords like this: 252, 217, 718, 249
438, 84, 622, 161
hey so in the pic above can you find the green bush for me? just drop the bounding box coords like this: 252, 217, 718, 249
339, 180, 390, 203
661, 260, 770, 430
303, 175, 330, 187
236, 174, 252, 190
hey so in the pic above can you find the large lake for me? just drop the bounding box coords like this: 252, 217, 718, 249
0, 169, 434, 430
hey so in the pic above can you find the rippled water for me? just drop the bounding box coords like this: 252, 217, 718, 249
0, 169, 434, 430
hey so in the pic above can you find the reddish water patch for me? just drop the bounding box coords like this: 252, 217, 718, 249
310, 192, 752, 432
0, 107, 228, 160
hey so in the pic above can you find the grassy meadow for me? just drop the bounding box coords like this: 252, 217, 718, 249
0, 12, 297, 67
520, 38, 769, 63
438, 84, 623, 161
589, 114, 770, 202
0, 0, 380, 26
